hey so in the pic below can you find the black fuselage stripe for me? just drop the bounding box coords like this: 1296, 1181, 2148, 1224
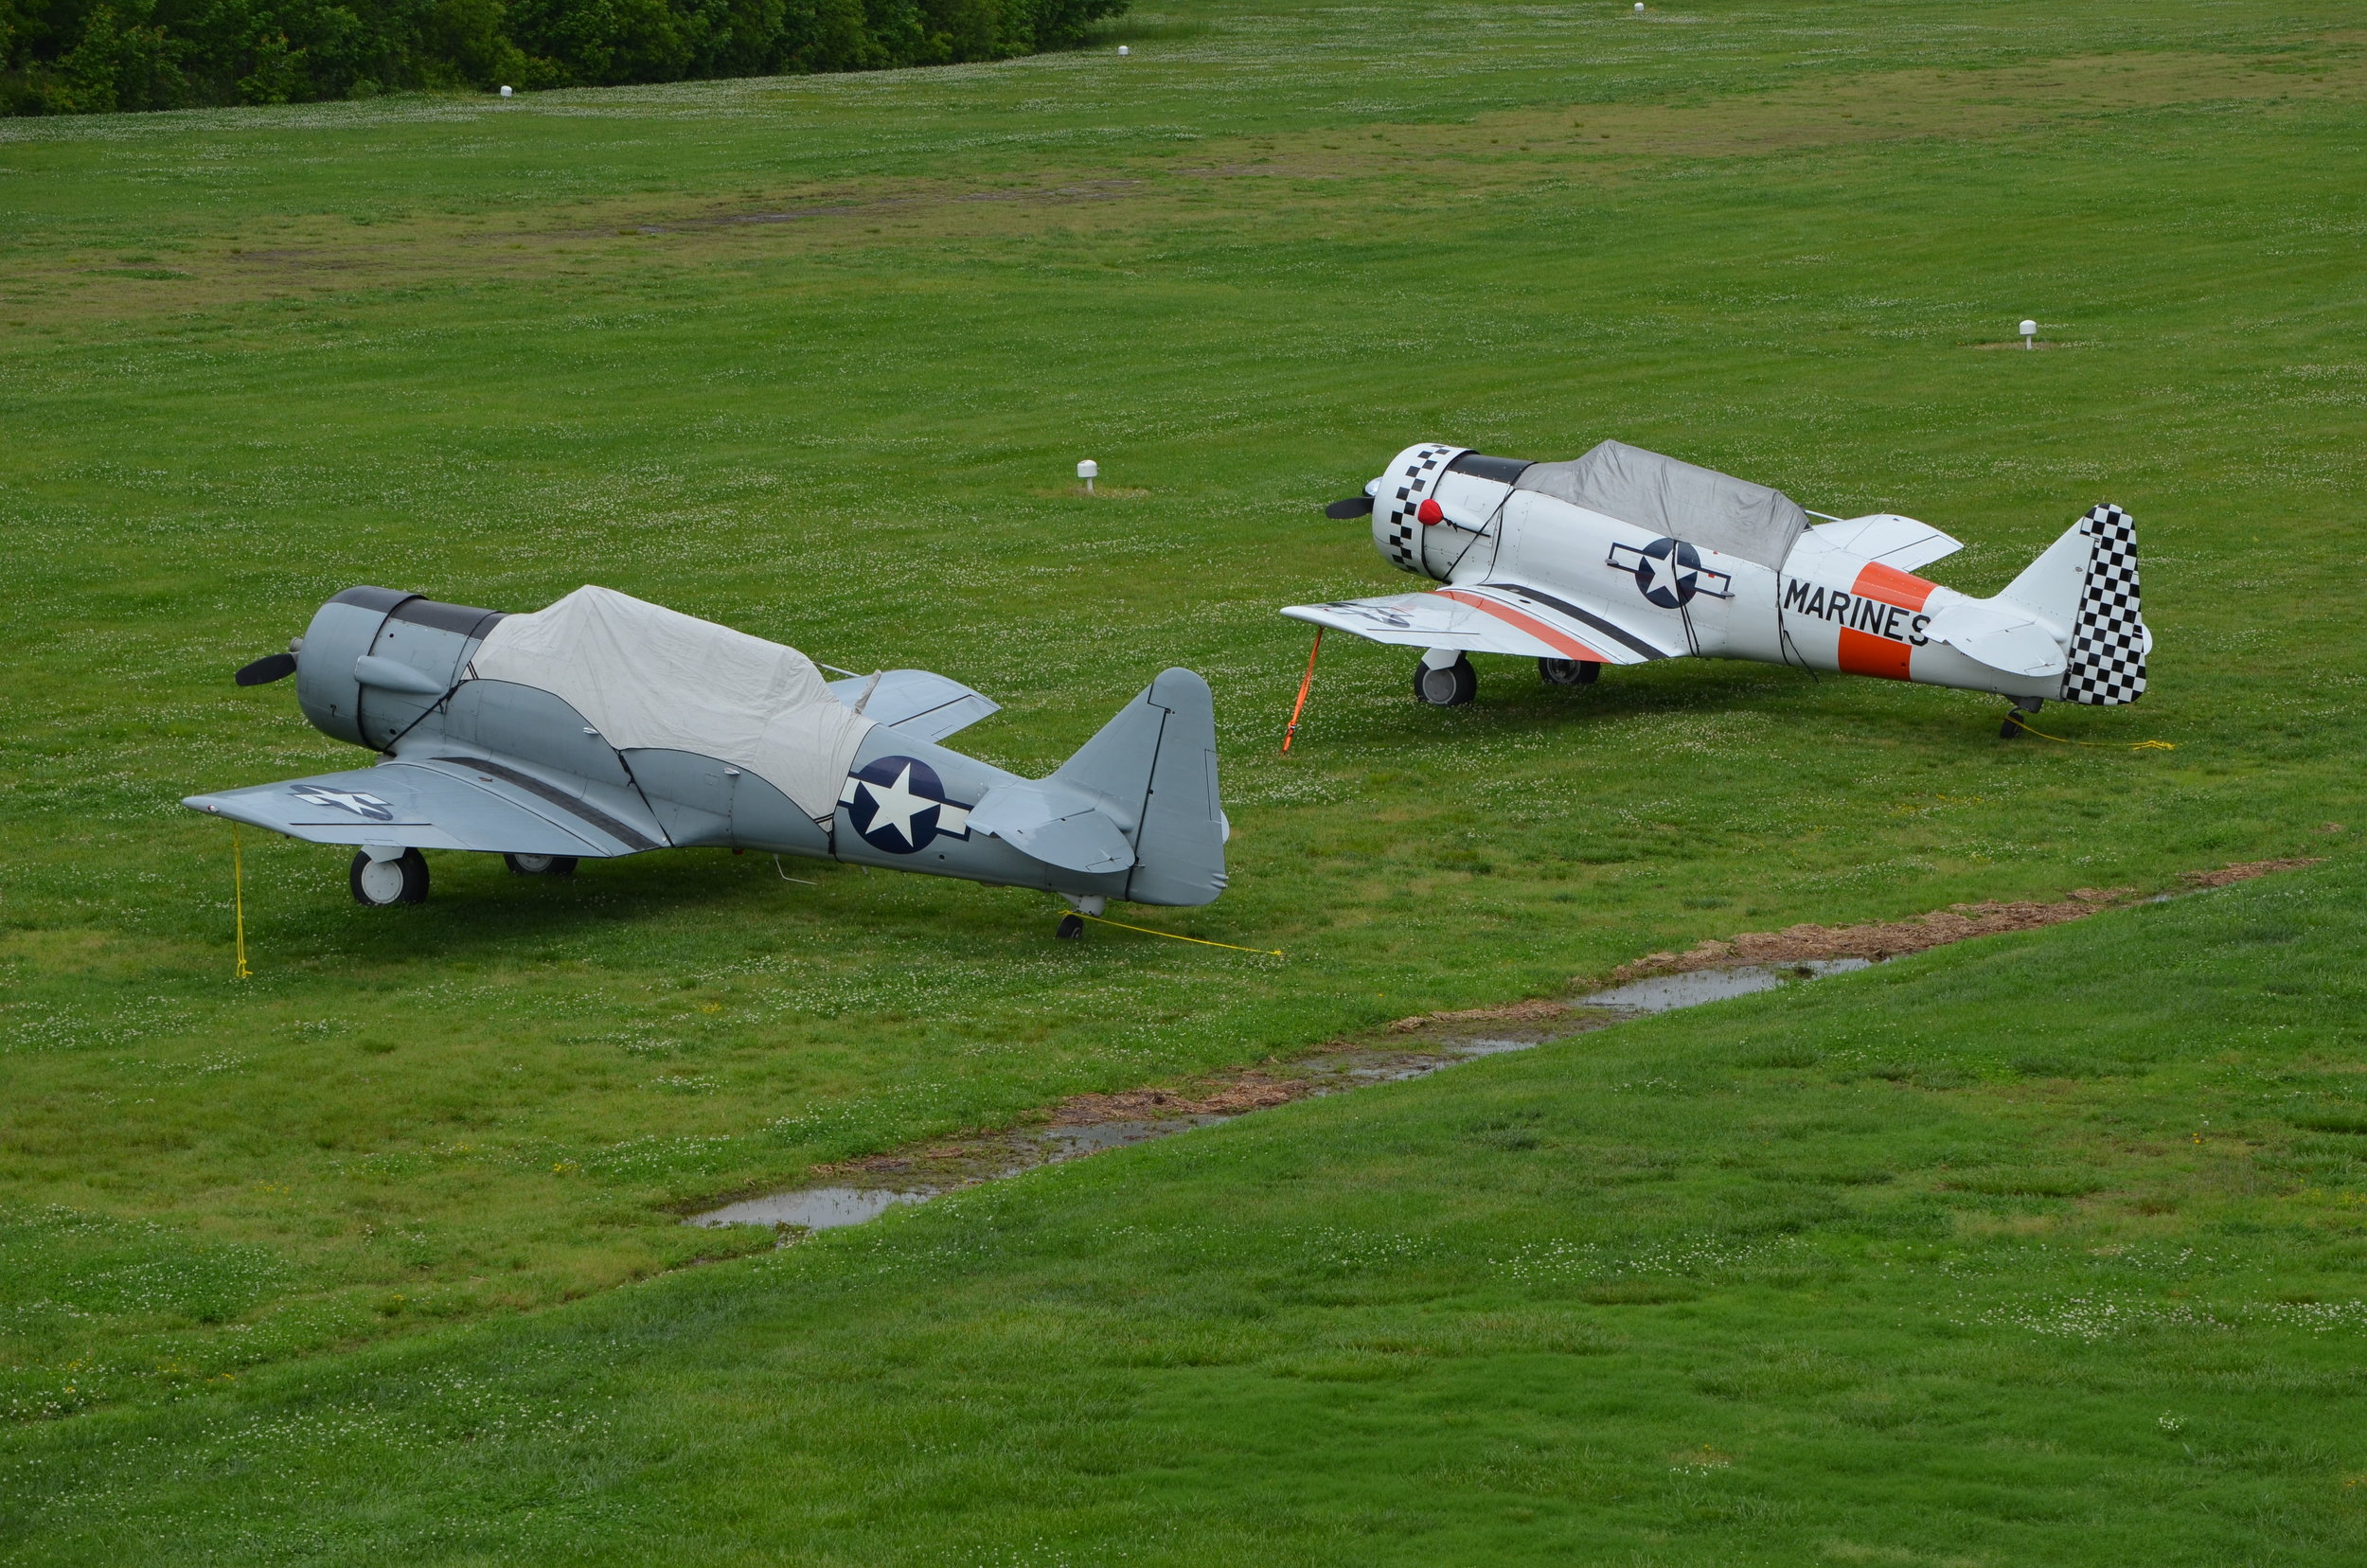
430, 757, 661, 850
1478, 583, 1668, 661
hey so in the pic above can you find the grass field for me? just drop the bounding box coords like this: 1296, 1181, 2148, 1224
2, 0, 2362, 1557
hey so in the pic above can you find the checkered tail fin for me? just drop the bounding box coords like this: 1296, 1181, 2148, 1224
2058, 504, 2146, 705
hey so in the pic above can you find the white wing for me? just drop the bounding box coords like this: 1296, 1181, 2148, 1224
1282, 584, 1677, 665
1809, 514, 1964, 572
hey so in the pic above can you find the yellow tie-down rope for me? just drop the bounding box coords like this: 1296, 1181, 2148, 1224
232, 824, 253, 979
2003, 711, 2176, 751
1073, 912, 1283, 957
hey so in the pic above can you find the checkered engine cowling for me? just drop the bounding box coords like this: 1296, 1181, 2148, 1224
1372, 442, 1467, 580
2059, 504, 2146, 705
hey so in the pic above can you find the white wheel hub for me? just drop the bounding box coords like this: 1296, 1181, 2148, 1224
357, 857, 408, 903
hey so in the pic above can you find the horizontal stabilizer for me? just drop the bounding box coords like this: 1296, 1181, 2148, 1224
1808, 514, 1963, 572
1923, 600, 2065, 679
967, 779, 1136, 875
829, 669, 1000, 741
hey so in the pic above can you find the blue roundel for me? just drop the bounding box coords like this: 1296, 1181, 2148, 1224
1629, 537, 1704, 609
844, 755, 952, 854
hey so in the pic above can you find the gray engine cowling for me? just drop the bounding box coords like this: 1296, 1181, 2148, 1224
295, 587, 504, 750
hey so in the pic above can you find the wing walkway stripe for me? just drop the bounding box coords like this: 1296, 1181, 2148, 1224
1435, 589, 1611, 664
1474, 583, 1670, 661
427, 757, 663, 851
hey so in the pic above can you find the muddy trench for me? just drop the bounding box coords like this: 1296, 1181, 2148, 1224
686, 860, 2321, 1235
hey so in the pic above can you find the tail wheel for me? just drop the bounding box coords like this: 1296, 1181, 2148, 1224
1414, 654, 1477, 707
1539, 658, 1600, 687
1055, 913, 1086, 940
350, 848, 429, 906
505, 853, 578, 877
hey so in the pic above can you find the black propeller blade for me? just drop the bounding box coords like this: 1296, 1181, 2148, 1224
1324, 495, 1375, 519
235, 651, 298, 686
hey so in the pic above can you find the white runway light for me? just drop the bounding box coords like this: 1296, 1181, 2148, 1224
499, 84, 512, 98
1117, 45, 1130, 56
1634, 3, 1645, 11
2020, 318, 2038, 349
1078, 459, 1099, 494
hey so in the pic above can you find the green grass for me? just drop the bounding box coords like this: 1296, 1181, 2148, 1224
0, 0, 2363, 1552
9, 846, 2365, 1562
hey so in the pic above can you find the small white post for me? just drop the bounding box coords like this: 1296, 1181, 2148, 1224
1117, 45, 1130, 56
1633, 3, 1645, 11
2020, 318, 2037, 350
499, 84, 513, 98
1077, 458, 1098, 494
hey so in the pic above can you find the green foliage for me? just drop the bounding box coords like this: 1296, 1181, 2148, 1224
0, 0, 1126, 113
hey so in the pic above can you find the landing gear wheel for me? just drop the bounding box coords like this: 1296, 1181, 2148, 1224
1055, 913, 1086, 940
505, 852, 578, 878
2000, 699, 2043, 739
1414, 654, 1477, 707
350, 848, 430, 906
1539, 657, 1600, 687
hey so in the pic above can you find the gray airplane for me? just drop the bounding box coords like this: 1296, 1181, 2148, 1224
187, 585, 1228, 937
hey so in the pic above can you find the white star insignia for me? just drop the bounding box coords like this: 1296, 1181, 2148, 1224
1644, 549, 1693, 598
861, 765, 933, 846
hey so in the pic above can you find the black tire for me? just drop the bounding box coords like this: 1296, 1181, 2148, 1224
350, 848, 430, 906
1539, 657, 1600, 687
505, 853, 578, 878
1999, 714, 2024, 739
1413, 654, 1477, 707
1055, 913, 1086, 940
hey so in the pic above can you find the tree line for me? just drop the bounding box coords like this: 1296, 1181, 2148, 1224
0, 0, 1129, 115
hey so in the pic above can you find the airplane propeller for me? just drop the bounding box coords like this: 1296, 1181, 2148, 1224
1324, 496, 1375, 519
235, 651, 299, 686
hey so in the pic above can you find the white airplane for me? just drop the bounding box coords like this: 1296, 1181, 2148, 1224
1286, 440, 2148, 736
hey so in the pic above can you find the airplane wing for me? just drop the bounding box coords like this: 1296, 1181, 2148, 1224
1281, 583, 1677, 665
182, 757, 665, 858
830, 669, 1000, 742
1808, 514, 1964, 572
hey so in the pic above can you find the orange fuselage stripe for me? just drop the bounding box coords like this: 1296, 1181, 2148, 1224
1435, 590, 1611, 663
1837, 627, 1913, 680
1850, 561, 1937, 612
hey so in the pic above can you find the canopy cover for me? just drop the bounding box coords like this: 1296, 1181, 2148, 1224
1514, 439, 1809, 569
471, 585, 873, 821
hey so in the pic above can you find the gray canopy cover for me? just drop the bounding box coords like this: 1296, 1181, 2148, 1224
471, 586, 873, 823
1514, 439, 1809, 569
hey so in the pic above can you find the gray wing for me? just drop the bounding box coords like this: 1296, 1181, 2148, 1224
829, 669, 1000, 741
182, 757, 663, 858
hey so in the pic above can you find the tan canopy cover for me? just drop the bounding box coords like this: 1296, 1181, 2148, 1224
471, 585, 873, 821
1515, 439, 1809, 569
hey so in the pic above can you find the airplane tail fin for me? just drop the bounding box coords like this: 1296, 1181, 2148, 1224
1998, 504, 2148, 705
1049, 668, 1228, 907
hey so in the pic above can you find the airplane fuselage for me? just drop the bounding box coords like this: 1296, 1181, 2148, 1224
1349, 445, 2120, 704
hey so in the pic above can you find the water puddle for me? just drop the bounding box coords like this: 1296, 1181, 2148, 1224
690, 1186, 934, 1230
1578, 958, 1871, 1013
685, 959, 1878, 1235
